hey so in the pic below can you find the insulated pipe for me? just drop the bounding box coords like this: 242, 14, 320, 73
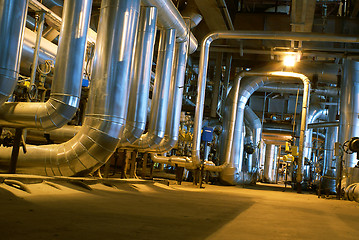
0, 0, 28, 105
131, 28, 176, 150
191, 31, 358, 171
153, 41, 188, 152
141, 0, 198, 54
338, 59, 359, 183
257, 84, 339, 97
323, 103, 338, 185
120, 6, 157, 144
303, 104, 328, 161
244, 124, 253, 172
263, 144, 278, 183
0, 0, 92, 130
152, 31, 354, 175
244, 105, 262, 172
0, 0, 140, 176
210, 72, 310, 186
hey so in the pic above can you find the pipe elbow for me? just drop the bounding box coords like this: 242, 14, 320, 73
135, 131, 165, 151
37, 95, 79, 130
0, 68, 17, 105
120, 121, 146, 144
154, 136, 178, 153
202, 32, 218, 47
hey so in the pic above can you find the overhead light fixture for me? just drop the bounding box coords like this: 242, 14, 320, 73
283, 54, 298, 67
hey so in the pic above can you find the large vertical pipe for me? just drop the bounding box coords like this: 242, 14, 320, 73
338, 59, 359, 185
263, 144, 278, 183
154, 41, 188, 152
134, 28, 176, 149
322, 103, 338, 193
0, 0, 92, 129
244, 105, 262, 173
323, 103, 338, 174
0, 0, 28, 105
121, 6, 157, 144
0, 0, 140, 176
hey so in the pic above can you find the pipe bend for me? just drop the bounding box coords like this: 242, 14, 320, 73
202, 32, 219, 46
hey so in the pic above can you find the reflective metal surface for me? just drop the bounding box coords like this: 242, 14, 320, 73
141, 0, 198, 54
154, 41, 188, 152
339, 59, 359, 184
244, 106, 262, 173
121, 6, 157, 144
263, 144, 279, 183
0, 0, 92, 130
303, 104, 328, 161
0, 0, 140, 176
132, 28, 176, 150
0, 0, 28, 105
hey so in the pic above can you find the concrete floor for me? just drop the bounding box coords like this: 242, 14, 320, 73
0, 177, 358, 240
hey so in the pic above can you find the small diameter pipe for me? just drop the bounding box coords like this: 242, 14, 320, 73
29, 12, 45, 86
307, 121, 339, 129
141, 0, 198, 54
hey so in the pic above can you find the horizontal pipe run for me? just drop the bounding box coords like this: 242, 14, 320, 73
308, 121, 339, 129
257, 84, 339, 97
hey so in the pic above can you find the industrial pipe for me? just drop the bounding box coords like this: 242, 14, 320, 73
141, 0, 198, 54
263, 144, 279, 183
303, 104, 328, 161
190, 30, 357, 179
29, 12, 45, 86
0, 0, 28, 105
127, 28, 176, 150
257, 84, 339, 97
0, 0, 92, 130
20, 28, 57, 76
0, 0, 140, 176
120, 6, 157, 144
307, 121, 339, 129
338, 59, 359, 186
244, 105, 262, 172
154, 41, 188, 152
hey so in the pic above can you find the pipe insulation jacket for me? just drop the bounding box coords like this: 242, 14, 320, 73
141, 0, 198, 54
0, 0, 92, 130
0, 0, 140, 176
0, 0, 28, 105
339, 59, 359, 185
120, 6, 157, 144
123, 28, 176, 151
